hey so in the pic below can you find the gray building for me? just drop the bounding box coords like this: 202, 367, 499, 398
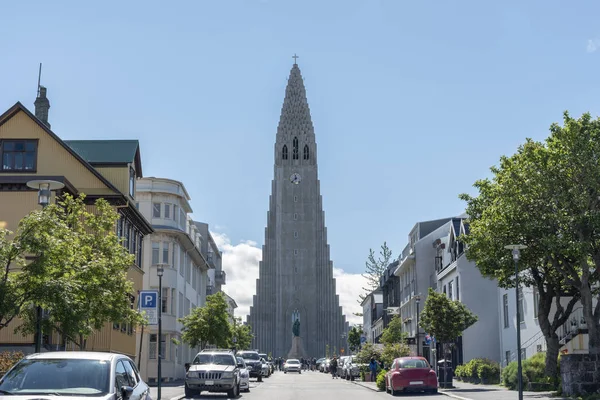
194, 222, 226, 294
361, 290, 383, 344
246, 62, 348, 358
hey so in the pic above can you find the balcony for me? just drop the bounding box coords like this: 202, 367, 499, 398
206, 285, 214, 295
215, 270, 226, 285
206, 254, 217, 269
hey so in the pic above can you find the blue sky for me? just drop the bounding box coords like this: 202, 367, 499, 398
2, 0, 600, 278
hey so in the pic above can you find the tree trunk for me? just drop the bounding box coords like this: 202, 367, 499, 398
580, 285, 600, 354
544, 335, 560, 380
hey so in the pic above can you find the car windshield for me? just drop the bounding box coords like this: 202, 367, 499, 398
286, 360, 299, 364
193, 354, 235, 366
236, 358, 245, 366
0, 358, 110, 396
399, 359, 429, 368
239, 353, 260, 360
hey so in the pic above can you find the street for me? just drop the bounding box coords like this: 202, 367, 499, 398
164, 370, 448, 400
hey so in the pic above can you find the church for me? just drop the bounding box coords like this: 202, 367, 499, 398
247, 59, 349, 358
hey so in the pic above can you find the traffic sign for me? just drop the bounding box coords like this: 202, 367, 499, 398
360, 336, 367, 344
139, 290, 158, 325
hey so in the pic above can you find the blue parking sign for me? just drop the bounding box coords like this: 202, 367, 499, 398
139, 290, 158, 325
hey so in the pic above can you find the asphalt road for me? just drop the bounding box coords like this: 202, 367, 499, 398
173, 370, 448, 400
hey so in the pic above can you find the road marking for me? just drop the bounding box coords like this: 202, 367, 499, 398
169, 395, 185, 400
439, 391, 474, 400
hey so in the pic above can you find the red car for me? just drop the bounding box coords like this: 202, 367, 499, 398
385, 356, 438, 395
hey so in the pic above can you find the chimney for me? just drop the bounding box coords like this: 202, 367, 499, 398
34, 86, 51, 128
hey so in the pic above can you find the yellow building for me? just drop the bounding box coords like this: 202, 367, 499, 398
0, 95, 153, 358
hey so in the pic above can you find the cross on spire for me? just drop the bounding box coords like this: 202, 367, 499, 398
292, 53, 299, 64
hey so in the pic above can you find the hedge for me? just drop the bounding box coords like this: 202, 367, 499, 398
454, 358, 500, 384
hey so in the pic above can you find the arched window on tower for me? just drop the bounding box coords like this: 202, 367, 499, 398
282, 145, 288, 160
303, 145, 309, 160
293, 137, 299, 160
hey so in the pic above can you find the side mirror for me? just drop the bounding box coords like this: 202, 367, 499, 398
185, 363, 190, 372
121, 386, 134, 400
237, 364, 244, 368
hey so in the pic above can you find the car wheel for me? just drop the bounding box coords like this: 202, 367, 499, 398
284, 371, 287, 374
257, 376, 263, 382
184, 384, 198, 398
299, 371, 301, 374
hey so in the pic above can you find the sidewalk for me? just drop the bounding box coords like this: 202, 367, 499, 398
352, 380, 383, 392
440, 381, 569, 400
148, 382, 185, 400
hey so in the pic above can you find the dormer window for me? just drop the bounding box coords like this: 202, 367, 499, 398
129, 166, 135, 198
1, 140, 38, 172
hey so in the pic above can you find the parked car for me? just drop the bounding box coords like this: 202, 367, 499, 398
315, 357, 326, 371
185, 349, 241, 398
259, 358, 271, 377
320, 358, 331, 373
236, 350, 263, 382
343, 355, 365, 380
338, 356, 350, 379
283, 359, 301, 374
0, 351, 150, 400
235, 357, 250, 392
385, 357, 438, 395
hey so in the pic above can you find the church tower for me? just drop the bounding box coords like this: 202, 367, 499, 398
247, 60, 348, 358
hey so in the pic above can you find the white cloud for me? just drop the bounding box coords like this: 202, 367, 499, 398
212, 231, 366, 326
587, 39, 600, 53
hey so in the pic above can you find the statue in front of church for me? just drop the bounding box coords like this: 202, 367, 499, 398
293, 318, 300, 337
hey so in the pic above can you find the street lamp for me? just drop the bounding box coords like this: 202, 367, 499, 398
414, 295, 421, 357
505, 244, 527, 400
156, 264, 165, 400
26, 179, 64, 353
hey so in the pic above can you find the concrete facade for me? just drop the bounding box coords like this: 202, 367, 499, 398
247, 63, 348, 358
193, 222, 225, 294
361, 290, 383, 344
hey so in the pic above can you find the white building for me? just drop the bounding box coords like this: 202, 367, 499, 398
135, 177, 212, 383
194, 222, 226, 293
361, 290, 383, 343
223, 292, 238, 324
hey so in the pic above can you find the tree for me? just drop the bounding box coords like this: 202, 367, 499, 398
359, 242, 393, 304
231, 317, 253, 350
379, 315, 406, 345
1, 194, 144, 349
348, 326, 363, 352
180, 292, 232, 349
355, 342, 382, 364
459, 112, 600, 376
420, 288, 477, 386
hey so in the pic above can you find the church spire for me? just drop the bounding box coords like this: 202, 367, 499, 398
276, 60, 315, 142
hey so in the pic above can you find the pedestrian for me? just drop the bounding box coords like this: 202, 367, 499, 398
330, 356, 338, 379
379, 359, 384, 371
369, 357, 378, 382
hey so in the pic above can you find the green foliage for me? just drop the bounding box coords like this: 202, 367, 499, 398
454, 358, 500, 384
502, 352, 547, 390
348, 325, 363, 352
380, 315, 406, 345
380, 343, 410, 367
0, 351, 24, 375
180, 292, 232, 349
231, 317, 253, 350
376, 369, 387, 390
0, 194, 143, 348
355, 342, 382, 364
359, 242, 392, 303
419, 288, 478, 345
460, 111, 600, 355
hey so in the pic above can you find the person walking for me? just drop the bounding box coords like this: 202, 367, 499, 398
369, 357, 378, 382
330, 356, 338, 379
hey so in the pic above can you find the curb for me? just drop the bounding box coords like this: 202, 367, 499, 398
439, 391, 473, 400
168, 396, 185, 400
351, 381, 383, 392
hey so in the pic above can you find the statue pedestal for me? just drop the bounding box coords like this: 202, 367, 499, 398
287, 336, 307, 359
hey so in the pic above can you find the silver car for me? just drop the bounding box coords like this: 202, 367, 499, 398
284, 359, 301, 374
0, 351, 150, 400
185, 350, 240, 398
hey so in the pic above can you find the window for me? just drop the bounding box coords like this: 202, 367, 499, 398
192, 264, 197, 289
294, 231, 298, 238
152, 242, 160, 265
115, 360, 130, 389
149, 334, 157, 359
129, 167, 135, 198
282, 145, 288, 160
448, 281, 453, 300
164, 204, 171, 219
173, 205, 178, 221
123, 220, 130, 250
162, 242, 170, 265
178, 292, 184, 318
443, 285, 447, 295
180, 252, 185, 277
186, 260, 191, 283
303, 144, 309, 160
533, 287, 539, 318
135, 202, 139, 209
180, 209, 186, 229
294, 249, 298, 255
137, 234, 143, 267
185, 298, 191, 316
1, 140, 37, 171
153, 203, 161, 218
292, 137, 299, 159
173, 243, 179, 271
170, 289, 176, 315
162, 288, 168, 313
518, 288, 524, 323
294, 195, 298, 202
456, 276, 460, 301
503, 294, 509, 328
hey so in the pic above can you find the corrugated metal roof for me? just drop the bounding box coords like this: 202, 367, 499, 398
64, 140, 139, 164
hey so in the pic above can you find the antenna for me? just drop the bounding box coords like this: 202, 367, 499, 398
37, 63, 42, 97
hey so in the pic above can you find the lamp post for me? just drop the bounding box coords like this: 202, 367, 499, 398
414, 295, 421, 357
26, 179, 64, 353
156, 264, 165, 400
505, 244, 527, 400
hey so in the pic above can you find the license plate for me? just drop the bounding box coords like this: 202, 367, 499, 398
205, 380, 214, 385
410, 381, 423, 385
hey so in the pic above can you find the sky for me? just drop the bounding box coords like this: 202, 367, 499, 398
2, 0, 600, 324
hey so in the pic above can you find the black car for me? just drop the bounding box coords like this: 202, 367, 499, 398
236, 351, 263, 382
